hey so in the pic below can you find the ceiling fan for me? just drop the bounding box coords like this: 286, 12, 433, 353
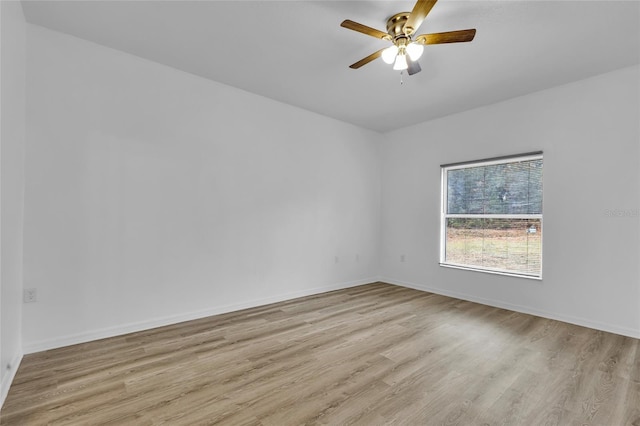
341, 0, 476, 75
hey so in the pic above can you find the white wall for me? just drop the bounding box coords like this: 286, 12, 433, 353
1, 0, 27, 406
22, 25, 382, 353
381, 65, 640, 338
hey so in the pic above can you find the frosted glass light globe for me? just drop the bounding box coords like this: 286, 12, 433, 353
406, 42, 424, 61
393, 53, 408, 71
381, 45, 399, 64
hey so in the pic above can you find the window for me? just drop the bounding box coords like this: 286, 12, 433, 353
440, 152, 543, 278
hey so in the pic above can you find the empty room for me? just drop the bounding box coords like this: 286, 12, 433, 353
1, 0, 639, 424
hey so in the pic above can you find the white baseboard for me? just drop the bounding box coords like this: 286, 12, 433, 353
1, 352, 23, 410
381, 277, 640, 339
23, 277, 379, 354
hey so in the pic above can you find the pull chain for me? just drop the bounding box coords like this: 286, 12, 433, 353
400, 70, 404, 85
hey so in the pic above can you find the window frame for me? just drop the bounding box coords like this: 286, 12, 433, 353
439, 152, 543, 279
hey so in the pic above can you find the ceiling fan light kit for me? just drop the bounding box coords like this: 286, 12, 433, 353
341, 0, 476, 77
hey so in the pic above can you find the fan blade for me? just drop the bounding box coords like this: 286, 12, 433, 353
415, 29, 476, 45
341, 20, 392, 41
349, 48, 385, 69
407, 58, 422, 75
404, 0, 438, 35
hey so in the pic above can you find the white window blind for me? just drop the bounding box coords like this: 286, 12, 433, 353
440, 153, 543, 278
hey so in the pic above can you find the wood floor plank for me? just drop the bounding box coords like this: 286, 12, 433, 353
2, 282, 639, 425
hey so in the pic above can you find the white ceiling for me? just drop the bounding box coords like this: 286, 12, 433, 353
21, 0, 640, 133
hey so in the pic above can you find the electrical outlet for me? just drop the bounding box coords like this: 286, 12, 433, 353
334, 256, 339, 264
23, 288, 37, 303
400, 254, 406, 262
356, 254, 360, 262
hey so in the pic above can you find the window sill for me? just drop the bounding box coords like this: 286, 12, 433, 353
439, 263, 542, 281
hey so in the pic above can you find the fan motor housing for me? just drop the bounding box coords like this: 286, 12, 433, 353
386, 12, 411, 39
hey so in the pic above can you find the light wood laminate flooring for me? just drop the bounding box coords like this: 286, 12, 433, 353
2, 283, 639, 425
